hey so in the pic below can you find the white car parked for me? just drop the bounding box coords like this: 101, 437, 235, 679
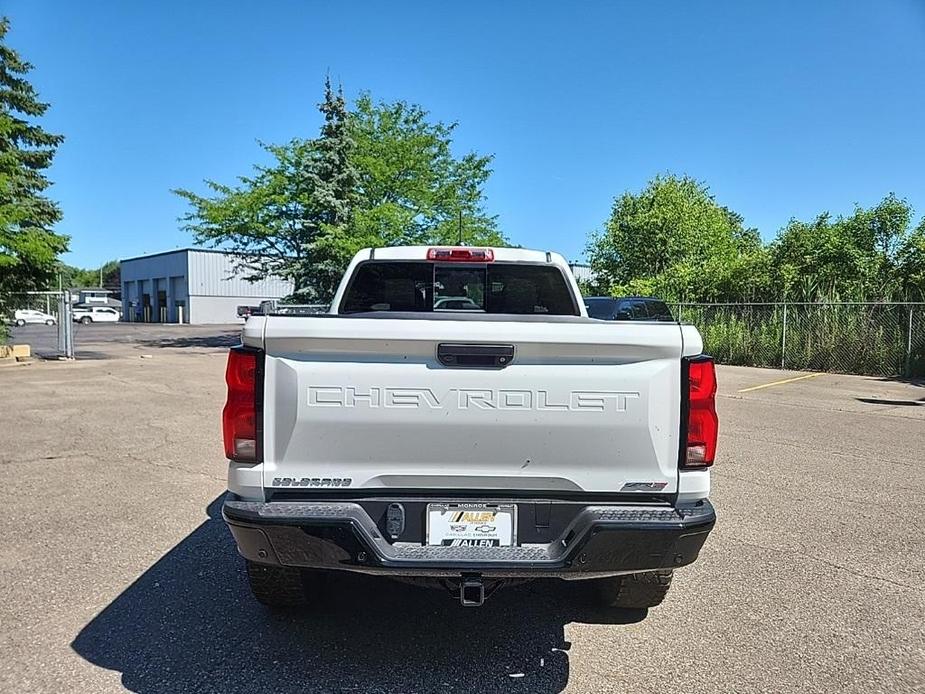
13, 309, 57, 326
72, 306, 120, 324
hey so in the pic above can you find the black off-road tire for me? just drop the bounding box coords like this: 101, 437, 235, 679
245, 560, 311, 608
592, 570, 673, 609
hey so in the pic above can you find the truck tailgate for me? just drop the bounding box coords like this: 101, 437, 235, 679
255, 316, 685, 494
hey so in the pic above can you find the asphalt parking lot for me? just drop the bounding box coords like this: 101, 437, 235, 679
1, 329, 923, 693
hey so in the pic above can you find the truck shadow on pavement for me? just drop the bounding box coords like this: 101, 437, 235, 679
72, 496, 645, 694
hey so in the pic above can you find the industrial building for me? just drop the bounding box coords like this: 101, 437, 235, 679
120, 249, 294, 324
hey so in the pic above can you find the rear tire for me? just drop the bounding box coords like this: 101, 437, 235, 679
15, 319, 25, 327
45, 319, 56, 326
245, 560, 312, 607
592, 570, 673, 609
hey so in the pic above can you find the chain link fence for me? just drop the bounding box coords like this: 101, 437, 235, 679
1, 291, 74, 358
676, 302, 925, 377
4, 291, 923, 374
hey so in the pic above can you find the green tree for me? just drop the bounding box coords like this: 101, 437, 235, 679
100, 259, 120, 291
769, 194, 915, 301
176, 84, 504, 302
896, 218, 925, 301
0, 17, 68, 302
586, 174, 765, 302
55, 259, 119, 293
342, 94, 502, 250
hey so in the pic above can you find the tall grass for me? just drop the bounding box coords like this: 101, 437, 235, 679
678, 303, 925, 377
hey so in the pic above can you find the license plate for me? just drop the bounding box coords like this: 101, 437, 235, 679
426, 503, 516, 547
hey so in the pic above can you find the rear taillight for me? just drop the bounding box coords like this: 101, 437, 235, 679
426, 247, 494, 262
683, 356, 718, 468
223, 347, 262, 462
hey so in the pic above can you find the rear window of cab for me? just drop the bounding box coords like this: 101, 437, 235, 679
340, 261, 579, 315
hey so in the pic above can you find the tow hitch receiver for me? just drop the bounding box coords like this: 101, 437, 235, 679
460, 575, 485, 607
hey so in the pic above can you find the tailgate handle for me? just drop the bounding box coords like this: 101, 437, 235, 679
437, 343, 514, 369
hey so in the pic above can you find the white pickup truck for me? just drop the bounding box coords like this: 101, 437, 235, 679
221, 246, 717, 608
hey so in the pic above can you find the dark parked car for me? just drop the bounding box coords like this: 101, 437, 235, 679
584, 296, 674, 321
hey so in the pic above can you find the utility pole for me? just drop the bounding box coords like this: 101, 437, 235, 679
458, 208, 464, 246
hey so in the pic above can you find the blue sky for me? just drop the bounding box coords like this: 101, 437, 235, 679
8, 0, 925, 268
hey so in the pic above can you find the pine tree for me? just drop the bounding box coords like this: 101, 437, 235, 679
0, 17, 68, 298
291, 78, 359, 301
312, 77, 357, 228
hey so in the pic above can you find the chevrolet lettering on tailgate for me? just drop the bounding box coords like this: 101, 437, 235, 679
307, 386, 640, 412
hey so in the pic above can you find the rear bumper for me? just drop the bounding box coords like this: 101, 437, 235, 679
223, 495, 715, 579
